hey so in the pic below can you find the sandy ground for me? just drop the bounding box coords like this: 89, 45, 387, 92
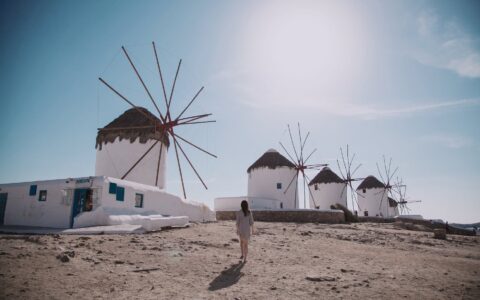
1, 221, 479, 299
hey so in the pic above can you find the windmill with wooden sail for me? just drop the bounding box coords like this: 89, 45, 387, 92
392, 177, 422, 215
96, 42, 216, 199
336, 144, 364, 212
375, 155, 400, 217
279, 123, 327, 209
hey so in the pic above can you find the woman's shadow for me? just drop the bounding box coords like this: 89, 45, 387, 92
208, 262, 245, 291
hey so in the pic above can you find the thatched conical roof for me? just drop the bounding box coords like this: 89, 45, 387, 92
247, 149, 295, 173
388, 197, 398, 207
308, 167, 344, 185
356, 175, 385, 190
96, 107, 170, 150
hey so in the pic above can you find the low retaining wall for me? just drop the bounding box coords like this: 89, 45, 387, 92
358, 216, 476, 236
216, 209, 345, 224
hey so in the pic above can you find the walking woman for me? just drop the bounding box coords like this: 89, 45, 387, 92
236, 200, 254, 263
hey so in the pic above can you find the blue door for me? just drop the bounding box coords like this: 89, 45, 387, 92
0, 193, 7, 225
71, 189, 87, 228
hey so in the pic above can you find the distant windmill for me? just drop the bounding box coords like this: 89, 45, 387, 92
98, 42, 216, 199
376, 155, 399, 215
336, 145, 364, 212
392, 177, 422, 214
279, 123, 327, 208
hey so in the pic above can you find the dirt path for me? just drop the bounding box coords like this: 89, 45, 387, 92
1, 221, 479, 299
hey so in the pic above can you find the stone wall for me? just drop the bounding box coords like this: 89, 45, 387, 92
216, 209, 345, 224
358, 216, 476, 236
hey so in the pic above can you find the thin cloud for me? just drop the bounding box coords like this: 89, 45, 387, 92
335, 98, 480, 120
237, 92, 480, 120
420, 134, 473, 149
413, 11, 480, 78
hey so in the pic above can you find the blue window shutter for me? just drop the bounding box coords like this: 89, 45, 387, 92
116, 187, 124, 201
109, 183, 117, 194
29, 185, 37, 196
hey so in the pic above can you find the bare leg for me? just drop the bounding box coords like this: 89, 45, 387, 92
239, 239, 244, 259
243, 239, 249, 262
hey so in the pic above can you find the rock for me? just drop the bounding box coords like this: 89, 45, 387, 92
434, 229, 447, 240
341, 269, 347, 273
57, 254, 70, 262
306, 275, 336, 282
114, 260, 125, 264
270, 286, 277, 290
231, 238, 239, 242
331, 203, 358, 222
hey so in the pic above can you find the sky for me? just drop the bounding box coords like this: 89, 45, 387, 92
0, 0, 479, 223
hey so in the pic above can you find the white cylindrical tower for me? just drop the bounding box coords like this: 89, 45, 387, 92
356, 175, 389, 217
95, 107, 169, 188
308, 167, 347, 209
387, 197, 399, 217
247, 149, 297, 209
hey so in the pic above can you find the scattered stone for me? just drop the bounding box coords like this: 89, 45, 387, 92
434, 229, 447, 240
306, 275, 336, 282
57, 254, 70, 262
313, 255, 319, 258
270, 286, 277, 290
231, 238, 239, 242
114, 260, 125, 264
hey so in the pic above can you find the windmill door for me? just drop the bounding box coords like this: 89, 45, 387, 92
0, 193, 7, 225
71, 189, 88, 228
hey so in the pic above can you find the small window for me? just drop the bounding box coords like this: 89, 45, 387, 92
314, 184, 318, 191
276, 183, 282, 189
38, 190, 47, 201
29, 185, 37, 196
135, 193, 144, 208
364, 211, 368, 217
109, 183, 117, 194
280, 202, 283, 209
362, 188, 366, 193
116, 187, 125, 201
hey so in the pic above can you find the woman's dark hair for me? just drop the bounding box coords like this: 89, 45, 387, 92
241, 200, 250, 217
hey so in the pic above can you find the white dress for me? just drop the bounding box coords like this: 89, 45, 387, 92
236, 210, 254, 240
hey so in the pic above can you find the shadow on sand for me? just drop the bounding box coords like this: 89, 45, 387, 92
208, 262, 245, 291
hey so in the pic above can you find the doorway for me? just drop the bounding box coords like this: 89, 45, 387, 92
71, 189, 93, 228
0, 193, 7, 225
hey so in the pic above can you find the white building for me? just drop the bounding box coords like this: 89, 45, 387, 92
387, 197, 400, 217
247, 149, 298, 209
0, 176, 214, 229
356, 175, 398, 218
214, 148, 297, 211
0, 107, 215, 229
308, 167, 347, 209
95, 107, 168, 188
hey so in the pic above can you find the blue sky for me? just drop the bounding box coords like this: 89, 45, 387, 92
1, 0, 479, 223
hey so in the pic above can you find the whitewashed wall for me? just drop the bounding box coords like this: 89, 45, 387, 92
74, 177, 215, 227
1, 176, 214, 229
356, 187, 391, 217
308, 183, 347, 210
388, 204, 399, 217
247, 167, 298, 209
95, 138, 167, 188
214, 196, 281, 211
0, 177, 103, 228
